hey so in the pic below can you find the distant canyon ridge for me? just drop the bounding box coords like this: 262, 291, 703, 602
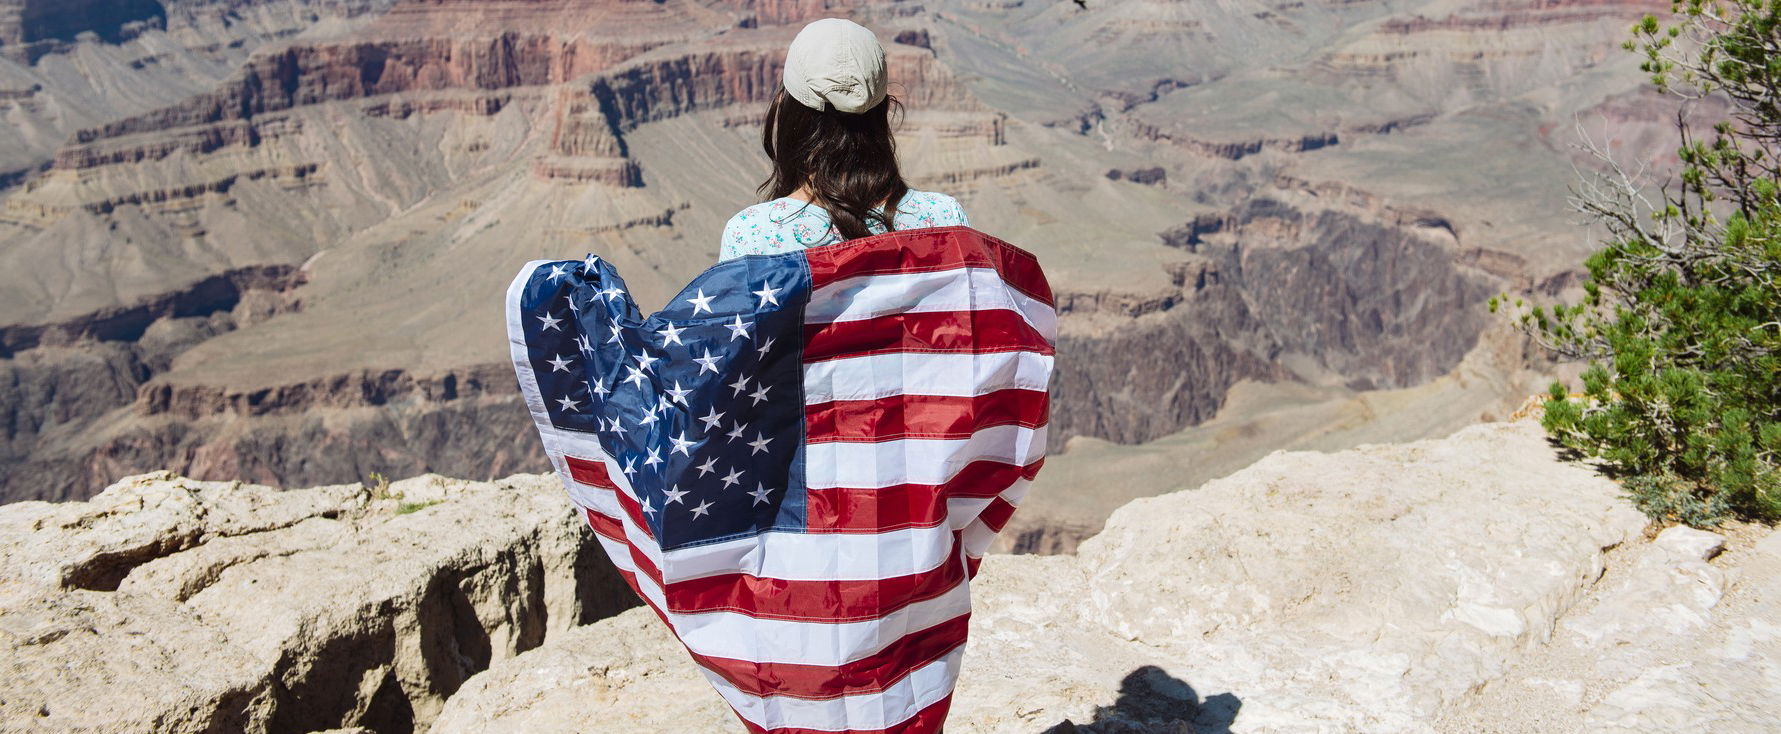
0, 0, 1684, 545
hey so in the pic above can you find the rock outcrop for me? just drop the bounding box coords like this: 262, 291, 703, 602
430, 421, 1781, 732
5, 421, 1777, 732
0, 471, 635, 732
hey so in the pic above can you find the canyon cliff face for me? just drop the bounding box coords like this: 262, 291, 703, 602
0, 471, 635, 732
0, 0, 167, 58
0, 0, 1682, 549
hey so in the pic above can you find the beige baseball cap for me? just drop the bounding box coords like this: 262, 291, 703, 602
781, 18, 887, 114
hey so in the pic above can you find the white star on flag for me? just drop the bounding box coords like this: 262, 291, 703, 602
659, 322, 686, 346
640, 497, 656, 516
689, 500, 713, 519
694, 350, 721, 374
686, 289, 715, 315
546, 264, 568, 282
750, 484, 774, 505
727, 374, 750, 396
556, 395, 581, 411
720, 468, 743, 489
547, 354, 573, 372
622, 365, 647, 387
662, 485, 689, 505
753, 283, 781, 307
643, 446, 662, 468
748, 384, 771, 405
666, 382, 692, 405
698, 407, 724, 431
748, 434, 773, 455
635, 352, 659, 373
757, 337, 775, 355
669, 433, 695, 456
695, 457, 718, 477
725, 315, 752, 341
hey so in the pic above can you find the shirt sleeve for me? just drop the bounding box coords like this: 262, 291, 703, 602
951, 197, 970, 227
718, 213, 747, 262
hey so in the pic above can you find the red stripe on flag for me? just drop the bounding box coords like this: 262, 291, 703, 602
804, 226, 1052, 306
565, 455, 656, 542
690, 614, 971, 700
734, 694, 955, 734
802, 309, 1054, 364
566, 455, 617, 489
977, 496, 1019, 534
806, 390, 1051, 443
587, 492, 968, 622
583, 505, 667, 591
804, 458, 1044, 532
664, 548, 966, 620
584, 509, 651, 601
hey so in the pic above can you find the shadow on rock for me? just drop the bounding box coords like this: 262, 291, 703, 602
1041, 665, 1241, 734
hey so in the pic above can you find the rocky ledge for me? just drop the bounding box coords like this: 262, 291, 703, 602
0, 472, 634, 733
5, 420, 1779, 733
430, 421, 1780, 733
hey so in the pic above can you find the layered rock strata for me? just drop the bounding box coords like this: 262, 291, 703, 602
0, 471, 634, 733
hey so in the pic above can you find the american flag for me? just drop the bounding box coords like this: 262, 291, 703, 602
506, 225, 1055, 733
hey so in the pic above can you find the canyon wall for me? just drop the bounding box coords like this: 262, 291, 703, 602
0, 0, 166, 58
0, 0, 1674, 519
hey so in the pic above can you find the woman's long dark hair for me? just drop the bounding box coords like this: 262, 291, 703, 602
757, 87, 910, 241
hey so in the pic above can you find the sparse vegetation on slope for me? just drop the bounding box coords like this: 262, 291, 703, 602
1498, 0, 1781, 525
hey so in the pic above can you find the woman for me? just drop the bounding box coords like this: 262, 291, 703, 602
719, 18, 969, 262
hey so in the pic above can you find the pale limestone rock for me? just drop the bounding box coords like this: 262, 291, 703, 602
433, 422, 1662, 733
0, 471, 633, 733
1575, 528, 1781, 733
428, 607, 734, 734
12, 421, 1779, 734
1564, 526, 1728, 653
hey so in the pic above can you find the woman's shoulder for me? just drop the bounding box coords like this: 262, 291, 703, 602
725, 197, 810, 227
720, 197, 828, 261
897, 189, 961, 209
894, 189, 968, 227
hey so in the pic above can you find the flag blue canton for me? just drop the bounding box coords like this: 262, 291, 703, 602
516, 252, 812, 550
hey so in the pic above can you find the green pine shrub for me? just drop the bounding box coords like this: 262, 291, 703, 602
1492, 0, 1781, 526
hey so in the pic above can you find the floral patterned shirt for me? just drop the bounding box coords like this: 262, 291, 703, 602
717, 190, 969, 261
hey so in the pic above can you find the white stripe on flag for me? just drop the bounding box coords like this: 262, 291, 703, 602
661, 516, 959, 581
803, 424, 1047, 490
703, 646, 964, 732
537, 424, 998, 584
803, 350, 1054, 403
944, 477, 1031, 531
806, 267, 1057, 341
961, 478, 1035, 559
589, 532, 974, 666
